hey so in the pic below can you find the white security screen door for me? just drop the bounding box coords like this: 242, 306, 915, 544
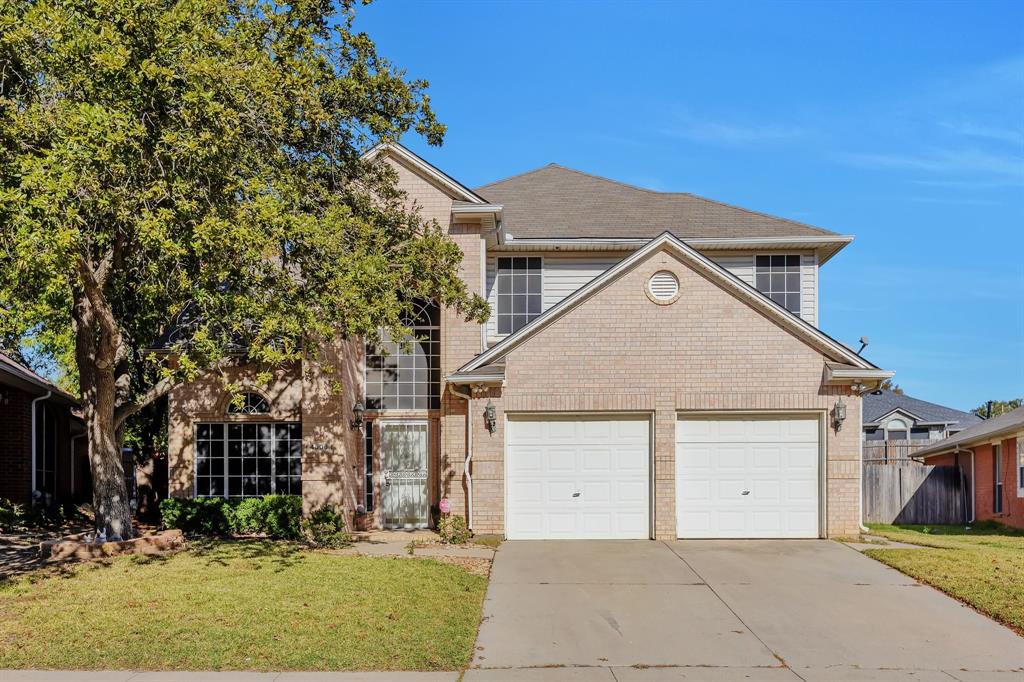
506, 415, 650, 540
381, 421, 429, 529
676, 416, 820, 538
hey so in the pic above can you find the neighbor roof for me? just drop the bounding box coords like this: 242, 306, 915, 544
476, 164, 843, 241
863, 389, 983, 431
0, 352, 77, 403
915, 407, 1024, 459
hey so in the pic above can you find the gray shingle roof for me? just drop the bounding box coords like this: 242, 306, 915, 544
475, 164, 840, 240
916, 407, 1024, 459
862, 389, 983, 431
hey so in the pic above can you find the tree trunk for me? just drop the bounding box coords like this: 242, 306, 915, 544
74, 289, 134, 540
84, 370, 134, 540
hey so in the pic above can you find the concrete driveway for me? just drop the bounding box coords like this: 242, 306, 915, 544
470, 540, 1024, 681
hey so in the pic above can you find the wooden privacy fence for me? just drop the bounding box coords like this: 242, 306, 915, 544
862, 462, 965, 525
863, 440, 929, 463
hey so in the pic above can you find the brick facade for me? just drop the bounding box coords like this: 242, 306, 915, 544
165, 149, 870, 539
0, 386, 34, 504
930, 435, 1024, 529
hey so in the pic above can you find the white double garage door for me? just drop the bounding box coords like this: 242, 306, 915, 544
506, 414, 821, 540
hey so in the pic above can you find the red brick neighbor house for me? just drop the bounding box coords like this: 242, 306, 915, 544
0, 352, 90, 507
166, 143, 894, 540
915, 407, 1024, 529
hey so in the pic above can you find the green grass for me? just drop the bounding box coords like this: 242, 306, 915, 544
864, 523, 1024, 635
0, 540, 488, 671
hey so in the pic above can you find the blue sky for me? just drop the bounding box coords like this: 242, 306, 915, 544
357, 0, 1024, 412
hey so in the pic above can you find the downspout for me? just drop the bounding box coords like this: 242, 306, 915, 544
31, 391, 52, 502
448, 383, 473, 531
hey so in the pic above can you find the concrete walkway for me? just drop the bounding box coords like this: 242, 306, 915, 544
472, 540, 1024, 681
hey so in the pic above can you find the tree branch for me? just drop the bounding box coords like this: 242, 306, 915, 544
114, 372, 176, 430
76, 252, 121, 366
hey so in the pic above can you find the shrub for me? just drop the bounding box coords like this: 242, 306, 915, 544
261, 495, 302, 540
437, 514, 472, 544
160, 495, 302, 539
0, 497, 24, 532
159, 497, 235, 536
302, 505, 350, 548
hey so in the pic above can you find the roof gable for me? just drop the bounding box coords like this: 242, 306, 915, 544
476, 164, 844, 242
862, 389, 982, 429
362, 143, 488, 204
459, 232, 881, 374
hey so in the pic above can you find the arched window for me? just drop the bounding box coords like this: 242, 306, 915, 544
885, 418, 908, 441
365, 300, 441, 410
227, 392, 270, 415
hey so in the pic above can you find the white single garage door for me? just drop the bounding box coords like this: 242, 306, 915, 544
506, 415, 650, 540
676, 416, 820, 538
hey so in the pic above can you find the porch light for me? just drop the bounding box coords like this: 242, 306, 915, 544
484, 399, 497, 434
833, 397, 847, 432
351, 400, 365, 430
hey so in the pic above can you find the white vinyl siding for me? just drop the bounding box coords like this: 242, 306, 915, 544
485, 250, 820, 341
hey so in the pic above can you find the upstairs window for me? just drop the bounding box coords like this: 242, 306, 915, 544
227, 392, 270, 415
365, 300, 441, 410
755, 255, 801, 317
496, 257, 542, 334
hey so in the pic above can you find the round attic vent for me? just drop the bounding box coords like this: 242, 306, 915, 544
647, 270, 680, 302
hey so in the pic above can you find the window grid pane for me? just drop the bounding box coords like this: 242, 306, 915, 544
754, 254, 801, 317
496, 257, 542, 334
196, 422, 301, 499
365, 302, 441, 411
364, 421, 374, 512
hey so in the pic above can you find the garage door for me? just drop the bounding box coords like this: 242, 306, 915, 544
676, 416, 820, 538
506, 415, 650, 539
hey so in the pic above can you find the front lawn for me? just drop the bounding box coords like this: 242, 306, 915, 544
0, 540, 487, 671
864, 523, 1024, 635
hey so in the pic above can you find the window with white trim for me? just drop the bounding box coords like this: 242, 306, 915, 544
1017, 438, 1024, 498
754, 255, 801, 316
365, 301, 440, 410
993, 443, 1003, 514
195, 422, 302, 498
364, 421, 374, 512
495, 257, 542, 334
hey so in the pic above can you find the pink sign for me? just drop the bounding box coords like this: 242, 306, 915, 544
439, 497, 452, 514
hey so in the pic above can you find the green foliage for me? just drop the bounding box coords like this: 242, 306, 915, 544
0, 0, 488, 536
0, 498, 24, 531
437, 514, 472, 545
879, 379, 903, 395
160, 495, 302, 539
301, 504, 351, 548
972, 398, 1023, 419
160, 497, 236, 536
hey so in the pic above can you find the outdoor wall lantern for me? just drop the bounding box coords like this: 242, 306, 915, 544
484, 399, 497, 435
832, 397, 847, 432
351, 400, 365, 430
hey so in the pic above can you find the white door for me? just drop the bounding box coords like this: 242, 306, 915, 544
676, 416, 820, 538
506, 415, 650, 540
381, 421, 429, 529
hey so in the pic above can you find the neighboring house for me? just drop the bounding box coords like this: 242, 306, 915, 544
863, 389, 983, 461
165, 143, 893, 540
915, 407, 1024, 528
0, 352, 89, 507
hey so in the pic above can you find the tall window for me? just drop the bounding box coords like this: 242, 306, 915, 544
496, 257, 542, 334
365, 301, 440, 410
993, 444, 1003, 514
754, 255, 801, 316
364, 421, 374, 512
34, 403, 57, 496
1017, 440, 1023, 498
195, 422, 302, 498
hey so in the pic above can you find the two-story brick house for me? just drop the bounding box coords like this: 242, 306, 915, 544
166, 143, 892, 540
